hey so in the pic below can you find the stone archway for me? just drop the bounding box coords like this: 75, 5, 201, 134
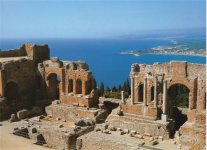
151, 86, 154, 101
168, 83, 190, 132
5, 81, 19, 105
68, 79, 73, 93
138, 84, 143, 102
76, 79, 82, 94
47, 73, 61, 99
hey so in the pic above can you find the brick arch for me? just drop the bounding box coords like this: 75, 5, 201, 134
4, 81, 19, 105
137, 82, 144, 102
45, 71, 62, 82
76, 78, 82, 94
44, 67, 66, 95
167, 79, 195, 109
167, 79, 192, 91
68, 79, 73, 93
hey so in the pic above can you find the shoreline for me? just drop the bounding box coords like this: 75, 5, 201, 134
120, 52, 206, 57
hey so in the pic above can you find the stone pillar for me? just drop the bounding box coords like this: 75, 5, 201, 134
161, 80, 168, 121
73, 79, 76, 94
154, 76, 158, 108
131, 77, 134, 105
65, 79, 69, 94
82, 80, 86, 95
143, 77, 147, 106
59, 81, 63, 95
0, 70, 5, 96
121, 91, 125, 103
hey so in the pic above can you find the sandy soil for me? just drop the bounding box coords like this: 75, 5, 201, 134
0, 121, 52, 150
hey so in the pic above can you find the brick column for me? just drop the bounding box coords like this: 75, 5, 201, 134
82, 80, 86, 95
73, 79, 76, 94
161, 80, 168, 121
143, 77, 147, 106
131, 77, 134, 105
154, 76, 158, 108
121, 91, 125, 103
0, 70, 5, 96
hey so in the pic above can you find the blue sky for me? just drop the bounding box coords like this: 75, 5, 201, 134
0, 0, 206, 38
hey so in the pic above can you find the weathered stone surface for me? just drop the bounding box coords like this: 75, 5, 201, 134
108, 125, 116, 131
77, 131, 146, 150
123, 129, 129, 134
106, 109, 172, 140
102, 130, 111, 134
75, 119, 95, 127
9, 114, 18, 122
134, 134, 144, 139
150, 140, 158, 145
17, 109, 29, 120
30, 106, 44, 116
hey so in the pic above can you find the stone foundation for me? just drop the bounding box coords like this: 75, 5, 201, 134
77, 131, 144, 150
121, 103, 161, 120
60, 94, 98, 108
106, 108, 174, 140
45, 103, 108, 123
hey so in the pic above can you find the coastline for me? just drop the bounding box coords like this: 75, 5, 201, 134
120, 52, 206, 57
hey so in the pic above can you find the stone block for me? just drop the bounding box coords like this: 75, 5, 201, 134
9, 114, 18, 122
17, 109, 29, 120
161, 114, 168, 121
151, 140, 158, 145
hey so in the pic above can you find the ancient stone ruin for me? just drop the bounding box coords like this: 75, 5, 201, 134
0, 44, 206, 150
107, 61, 206, 148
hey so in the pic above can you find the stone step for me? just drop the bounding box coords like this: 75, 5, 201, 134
124, 113, 157, 122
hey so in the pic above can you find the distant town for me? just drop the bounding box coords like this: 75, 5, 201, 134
120, 42, 206, 57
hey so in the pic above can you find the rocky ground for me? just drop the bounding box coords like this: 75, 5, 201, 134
0, 120, 52, 150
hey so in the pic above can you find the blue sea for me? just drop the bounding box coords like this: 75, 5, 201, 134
0, 38, 206, 87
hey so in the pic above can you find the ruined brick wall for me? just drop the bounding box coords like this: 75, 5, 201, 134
130, 61, 206, 111
39, 58, 98, 107
0, 44, 50, 63
0, 48, 26, 57
0, 59, 37, 106
0, 44, 50, 120
23, 44, 50, 63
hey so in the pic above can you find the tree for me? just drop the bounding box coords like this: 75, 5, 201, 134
122, 79, 130, 93
99, 82, 105, 96
125, 78, 131, 94
112, 86, 117, 92
106, 86, 111, 92
118, 85, 122, 92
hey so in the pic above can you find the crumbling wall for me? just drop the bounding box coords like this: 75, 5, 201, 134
0, 44, 50, 120
0, 48, 26, 57
0, 44, 50, 63
0, 58, 38, 119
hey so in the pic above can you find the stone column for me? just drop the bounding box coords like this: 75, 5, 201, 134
143, 78, 147, 106
161, 80, 168, 121
59, 81, 63, 94
121, 91, 125, 103
73, 79, 76, 94
154, 76, 158, 108
82, 80, 86, 95
0, 70, 5, 97
131, 77, 134, 105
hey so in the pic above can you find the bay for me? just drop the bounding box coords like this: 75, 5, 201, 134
0, 38, 205, 87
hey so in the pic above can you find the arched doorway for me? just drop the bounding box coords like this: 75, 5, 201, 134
168, 83, 190, 132
138, 84, 143, 102
76, 79, 82, 94
86, 80, 92, 95
68, 79, 73, 93
47, 73, 60, 99
5, 81, 19, 105
151, 86, 154, 101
